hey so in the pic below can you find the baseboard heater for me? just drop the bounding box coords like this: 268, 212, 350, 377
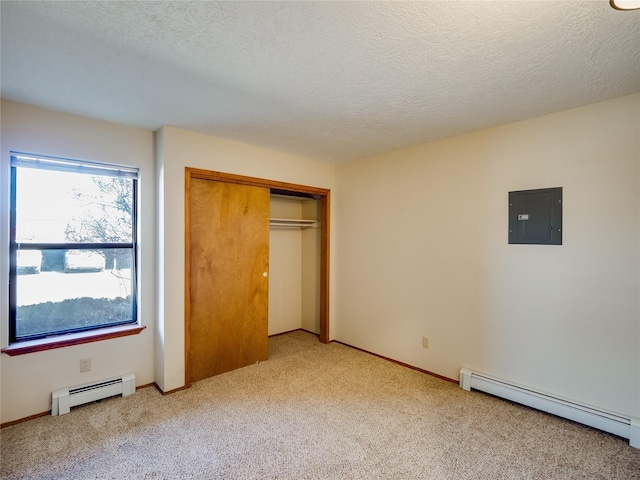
459, 368, 639, 448
51, 373, 135, 416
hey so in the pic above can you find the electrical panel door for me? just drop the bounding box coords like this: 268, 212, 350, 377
509, 187, 562, 245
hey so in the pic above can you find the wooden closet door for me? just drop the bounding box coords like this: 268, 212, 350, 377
188, 178, 270, 382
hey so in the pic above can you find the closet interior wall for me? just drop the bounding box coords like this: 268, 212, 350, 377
268, 194, 321, 336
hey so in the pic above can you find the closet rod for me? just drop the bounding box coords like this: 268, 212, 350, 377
269, 218, 318, 228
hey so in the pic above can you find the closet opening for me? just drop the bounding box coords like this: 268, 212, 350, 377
269, 192, 322, 338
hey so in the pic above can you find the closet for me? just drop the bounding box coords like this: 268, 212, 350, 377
185, 168, 329, 385
269, 194, 321, 336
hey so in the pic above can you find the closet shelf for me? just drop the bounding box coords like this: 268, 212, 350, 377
269, 218, 318, 229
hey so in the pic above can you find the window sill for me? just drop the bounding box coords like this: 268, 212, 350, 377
1, 324, 146, 356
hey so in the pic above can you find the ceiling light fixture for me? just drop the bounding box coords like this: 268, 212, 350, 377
610, 0, 640, 10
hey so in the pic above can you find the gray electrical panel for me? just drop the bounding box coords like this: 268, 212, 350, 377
509, 187, 562, 245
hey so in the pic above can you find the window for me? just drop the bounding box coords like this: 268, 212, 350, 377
8, 153, 139, 343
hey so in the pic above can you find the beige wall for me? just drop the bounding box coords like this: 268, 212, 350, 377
155, 126, 335, 392
335, 93, 640, 417
0, 100, 156, 423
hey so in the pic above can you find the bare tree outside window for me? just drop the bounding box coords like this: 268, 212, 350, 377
65, 177, 133, 244
64, 177, 134, 273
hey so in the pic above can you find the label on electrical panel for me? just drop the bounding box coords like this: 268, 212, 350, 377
518, 214, 529, 221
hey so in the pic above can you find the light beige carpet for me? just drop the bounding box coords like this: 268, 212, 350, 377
1, 330, 639, 479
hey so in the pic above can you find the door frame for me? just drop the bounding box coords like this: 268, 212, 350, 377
185, 167, 331, 387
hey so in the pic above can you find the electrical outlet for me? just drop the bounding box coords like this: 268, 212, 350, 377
80, 358, 91, 372
422, 337, 429, 349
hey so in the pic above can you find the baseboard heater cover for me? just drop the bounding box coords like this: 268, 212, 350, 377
51, 373, 135, 416
459, 368, 639, 449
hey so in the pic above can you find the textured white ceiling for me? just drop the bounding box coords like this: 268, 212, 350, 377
1, 1, 639, 163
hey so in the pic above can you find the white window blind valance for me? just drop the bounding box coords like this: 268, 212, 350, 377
10, 153, 139, 179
